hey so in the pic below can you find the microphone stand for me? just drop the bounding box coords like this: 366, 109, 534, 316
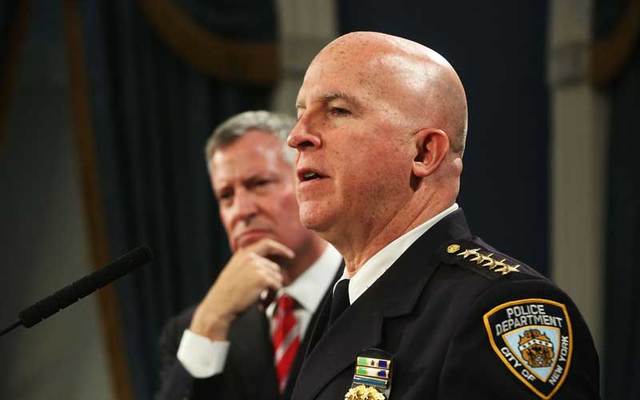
0, 321, 21, 336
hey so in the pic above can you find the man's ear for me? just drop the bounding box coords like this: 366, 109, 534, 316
412, 128, 450, 177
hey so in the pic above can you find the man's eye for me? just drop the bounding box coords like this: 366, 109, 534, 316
329, 107, 350, 116
248, 179, 271, 188
246, 178, 275, 192
253, 179, 276, 191
217, 191, 232, 201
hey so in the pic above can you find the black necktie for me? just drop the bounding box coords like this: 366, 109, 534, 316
329, 279, 350, 325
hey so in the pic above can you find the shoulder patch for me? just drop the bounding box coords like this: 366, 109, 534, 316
441, 240, 520, 279
483, 298, 573, 399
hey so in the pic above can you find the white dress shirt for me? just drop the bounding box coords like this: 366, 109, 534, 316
177, 245, 342, 378
337, 203, 459, 304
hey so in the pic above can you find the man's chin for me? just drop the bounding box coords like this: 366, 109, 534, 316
234, 231, 271, 249
300, 208, 333, 234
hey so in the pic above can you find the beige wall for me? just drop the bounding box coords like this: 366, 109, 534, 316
273, 0, 338, 114
548, 0, 606, 352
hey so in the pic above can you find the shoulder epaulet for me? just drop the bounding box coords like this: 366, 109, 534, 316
440, 239, 521, 280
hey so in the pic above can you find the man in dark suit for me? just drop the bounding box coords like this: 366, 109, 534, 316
156, 111, 342, 400
287, 32, 600, 399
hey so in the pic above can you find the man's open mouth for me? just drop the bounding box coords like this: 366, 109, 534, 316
298, 168, 326, 182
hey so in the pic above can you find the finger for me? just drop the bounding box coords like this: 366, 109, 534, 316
250, 238, 295, 260
256, 260, 283, 283
245, 253, 281, 278
250, 263, 282, 290
253, 256, 282, 273
262, 273, 283, 291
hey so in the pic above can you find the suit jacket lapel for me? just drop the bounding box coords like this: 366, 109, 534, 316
285, 261, 345, 398
230, 306, 279, 399
292, 209, 472, 400
301, 261, 345, 359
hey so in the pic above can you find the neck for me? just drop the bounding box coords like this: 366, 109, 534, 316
282, 237, 327, 285
332, 196, 453, 277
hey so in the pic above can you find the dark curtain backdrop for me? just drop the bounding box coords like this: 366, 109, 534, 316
596, 0, 640, 398
82, 1, 277, 398
0, 1, 19, 95
338, 1, 550, 274
0, 0, 27, 148
0, 1, 21, 91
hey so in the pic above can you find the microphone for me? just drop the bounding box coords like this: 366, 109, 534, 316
0, 245, 153, 336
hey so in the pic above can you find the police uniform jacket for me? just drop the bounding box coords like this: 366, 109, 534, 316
291, 208, 600, 400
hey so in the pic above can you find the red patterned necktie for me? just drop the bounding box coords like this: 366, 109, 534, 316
272, 294, 300, 393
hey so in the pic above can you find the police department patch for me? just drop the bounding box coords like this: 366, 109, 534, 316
483, 298, 573, 399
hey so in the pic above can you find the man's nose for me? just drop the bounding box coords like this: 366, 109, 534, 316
230, 189, 258, 222
287, 118, 322, 151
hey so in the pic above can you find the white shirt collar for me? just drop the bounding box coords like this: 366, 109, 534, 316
339, 203, 459, 304
268, 244, 341, 315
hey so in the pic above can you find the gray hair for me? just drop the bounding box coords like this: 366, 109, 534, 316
204, 110, 296, 163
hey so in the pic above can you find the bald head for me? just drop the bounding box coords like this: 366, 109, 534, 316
311, 32, 468, 154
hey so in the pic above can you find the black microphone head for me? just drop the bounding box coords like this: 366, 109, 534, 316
124, 245, 154, 267
84, 245, 154, 292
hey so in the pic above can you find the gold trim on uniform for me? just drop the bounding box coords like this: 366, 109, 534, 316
448, 243, 520, 275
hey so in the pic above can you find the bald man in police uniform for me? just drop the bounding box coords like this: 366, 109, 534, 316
286, 32, 600, 399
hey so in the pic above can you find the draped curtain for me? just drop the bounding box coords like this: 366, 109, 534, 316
0, 0, 29, 151
82, 1, 278, 398
594, 0, 640, 398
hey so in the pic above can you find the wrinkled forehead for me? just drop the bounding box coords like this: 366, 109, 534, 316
210, 133, 291, 183
299, 45, 431, 118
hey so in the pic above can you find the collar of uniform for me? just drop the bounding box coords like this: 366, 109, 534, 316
267, 244, 342, 317
340, 203, 459, 304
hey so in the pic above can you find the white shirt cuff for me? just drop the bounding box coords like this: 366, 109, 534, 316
176, 329, 230, 378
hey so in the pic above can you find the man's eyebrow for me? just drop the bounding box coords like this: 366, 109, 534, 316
296, 92, 361, 109
322, 91, 360, 106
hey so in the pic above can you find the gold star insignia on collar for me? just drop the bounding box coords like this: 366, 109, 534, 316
447, 243, 520, 276
457, 248, 481, 259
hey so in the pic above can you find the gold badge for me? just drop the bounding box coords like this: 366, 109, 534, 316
344, 385, 385, 400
